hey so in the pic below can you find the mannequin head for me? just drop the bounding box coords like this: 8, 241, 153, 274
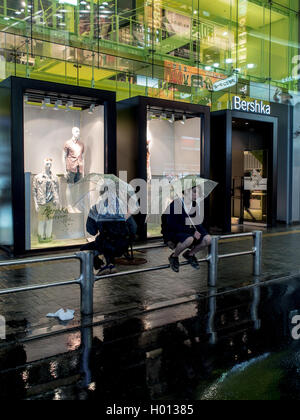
72, 127, 80, 140
44, 158, 53, 172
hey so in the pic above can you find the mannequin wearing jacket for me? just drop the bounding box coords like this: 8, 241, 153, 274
33, 158, 59, 242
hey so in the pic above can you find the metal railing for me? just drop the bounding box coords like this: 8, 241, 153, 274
0, 231, 262, 316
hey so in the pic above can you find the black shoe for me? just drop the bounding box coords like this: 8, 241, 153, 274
169, 254, 180, 273
94, 255, 105, 270
183, 251, 200, 270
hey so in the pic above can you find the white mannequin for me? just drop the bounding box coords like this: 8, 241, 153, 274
33, 159, 59, 242
63, 127, 84, 213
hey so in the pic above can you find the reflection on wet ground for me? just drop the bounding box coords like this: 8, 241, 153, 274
1, 276, 300, 400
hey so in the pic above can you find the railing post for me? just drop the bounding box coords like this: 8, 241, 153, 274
208, 236, 219, 287
77, 251, 95, 316
253, 231, 262, 276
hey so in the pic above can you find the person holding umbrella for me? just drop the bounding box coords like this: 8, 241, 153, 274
73, 175, 139, 274
161, 177, 217, 273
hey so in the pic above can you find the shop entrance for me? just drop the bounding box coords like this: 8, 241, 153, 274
231, 118, 270, 227
211, 111, 278, 233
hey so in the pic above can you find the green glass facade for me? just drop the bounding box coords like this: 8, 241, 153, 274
0, 0, 299, 105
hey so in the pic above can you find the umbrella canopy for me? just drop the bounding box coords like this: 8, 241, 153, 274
69, 173, 139, 222
151, 175, 218, 215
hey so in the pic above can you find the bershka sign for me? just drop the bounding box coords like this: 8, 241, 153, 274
232, 96, 271, 115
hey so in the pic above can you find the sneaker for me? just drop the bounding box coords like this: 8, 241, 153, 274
169, 253, 180, 273
96, 265, 111, 276
97, 264, 118, 276
108, 264, 117, 274
183, 251, 200, 270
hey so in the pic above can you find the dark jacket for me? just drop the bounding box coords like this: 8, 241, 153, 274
162, 199, 203, 237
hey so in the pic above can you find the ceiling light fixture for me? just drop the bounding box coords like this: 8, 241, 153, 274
41, 97, 51, 110
54, 100, 62, 111
88, 103, 96, 114
65, 100, 74, 111
169, 113, 175, 123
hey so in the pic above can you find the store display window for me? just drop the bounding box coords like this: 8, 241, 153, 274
23, 92, 105, 250
146, 108, 201, 237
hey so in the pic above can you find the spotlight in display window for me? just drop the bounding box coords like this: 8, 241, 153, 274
88, 104, 96, 114
65, 100, 74, 111
54, 100, 62, 111
168, 113, 175, 124
181, 114, 187, 125
24, 94, 29, 103
41, 97, 51, 110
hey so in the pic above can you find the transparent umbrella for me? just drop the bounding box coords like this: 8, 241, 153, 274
69, 173, 139, 222
152, 175, 218, 216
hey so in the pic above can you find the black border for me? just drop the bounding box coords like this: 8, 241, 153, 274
1, 76, 117, 256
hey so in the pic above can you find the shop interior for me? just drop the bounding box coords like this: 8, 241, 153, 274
23, 90, 105, 250
146, 106, 202, 237
231, 118, 270, 228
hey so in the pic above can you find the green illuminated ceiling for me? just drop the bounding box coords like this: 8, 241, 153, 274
0, 0, 298, 96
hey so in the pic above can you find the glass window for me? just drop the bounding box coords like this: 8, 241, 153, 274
147, 109, 201, 237
23, 91, 105, 249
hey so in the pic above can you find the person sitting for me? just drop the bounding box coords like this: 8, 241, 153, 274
81, 184, 137, 275
162, 186, 211, 273
85, 213, 136, 275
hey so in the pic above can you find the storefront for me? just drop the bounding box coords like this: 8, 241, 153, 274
211, 96, 292, 232
0, 76, 116, 256
117, 96, 210, 239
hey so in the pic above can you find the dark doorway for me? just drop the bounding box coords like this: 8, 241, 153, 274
211, 110, 278, 233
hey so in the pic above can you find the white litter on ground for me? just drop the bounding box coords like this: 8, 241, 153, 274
46, 309, 75, 321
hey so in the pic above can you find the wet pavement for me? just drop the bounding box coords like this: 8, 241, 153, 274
1, 226, 300, 336
0, 275, 300, 400
1, 226, 300, 400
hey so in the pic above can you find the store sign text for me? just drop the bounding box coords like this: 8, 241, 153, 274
213, 75, 237, 92
232, 96, 271, 115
